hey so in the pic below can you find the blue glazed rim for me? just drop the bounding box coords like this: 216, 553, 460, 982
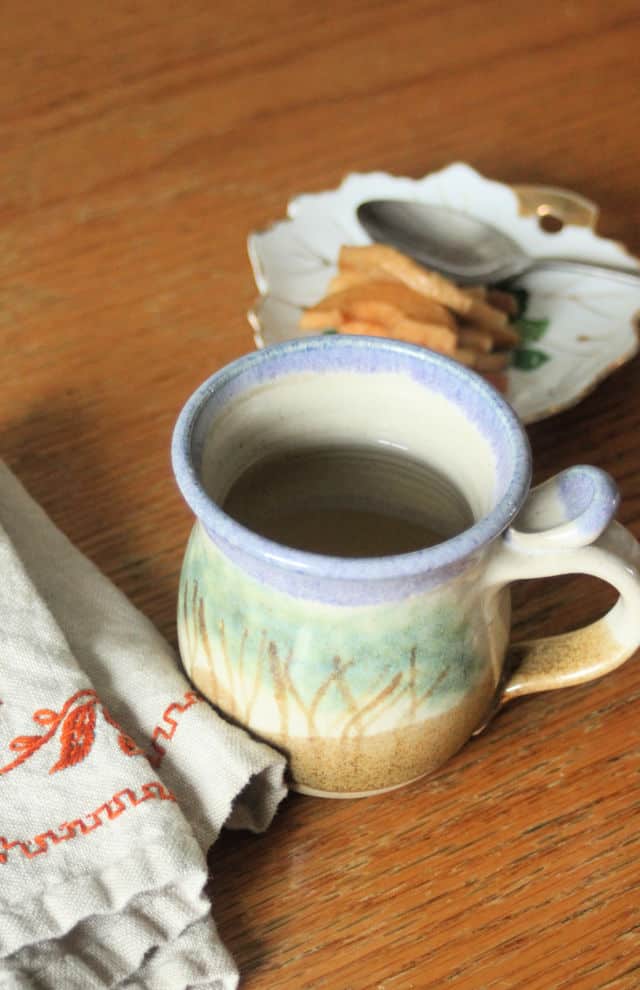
171, 336, 532, 581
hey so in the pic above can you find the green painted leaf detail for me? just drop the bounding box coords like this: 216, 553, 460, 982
512, 348, 550, 371
515, 316, 550, 342
321, 328, 339, 335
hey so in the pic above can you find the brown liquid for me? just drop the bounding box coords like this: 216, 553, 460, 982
222, 445, 472, 558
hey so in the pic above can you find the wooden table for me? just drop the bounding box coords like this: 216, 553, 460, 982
3, 2, 640, 986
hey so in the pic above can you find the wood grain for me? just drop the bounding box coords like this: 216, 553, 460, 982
1, 1, 640, 986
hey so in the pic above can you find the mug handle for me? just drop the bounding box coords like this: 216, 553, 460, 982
481, 465, 640, 713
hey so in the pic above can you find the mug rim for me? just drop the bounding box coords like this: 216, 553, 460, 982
171, 336, 532, 581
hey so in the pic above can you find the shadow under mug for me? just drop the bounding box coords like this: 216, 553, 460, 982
172, 336, 640, 797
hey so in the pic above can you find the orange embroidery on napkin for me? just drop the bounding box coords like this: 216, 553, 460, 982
0, 781, 176, 864
49, 700, 97, 773
0, 690, 201, 776
101, 706, 146, 759
148, 691, 200, 768
0, 689, 100, 776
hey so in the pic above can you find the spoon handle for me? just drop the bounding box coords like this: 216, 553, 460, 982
528, 258, 640, 288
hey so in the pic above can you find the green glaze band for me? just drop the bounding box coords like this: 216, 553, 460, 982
178, 523, 501, 795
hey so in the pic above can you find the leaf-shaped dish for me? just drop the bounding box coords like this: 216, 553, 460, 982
247, 163, 640, 424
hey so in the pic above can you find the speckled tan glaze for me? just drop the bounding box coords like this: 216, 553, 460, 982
187, 656, 495, 795
504, 616, 622, 700
264, 672, 495, 795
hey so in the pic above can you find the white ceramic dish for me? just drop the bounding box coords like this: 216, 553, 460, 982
247, 163, 640, 424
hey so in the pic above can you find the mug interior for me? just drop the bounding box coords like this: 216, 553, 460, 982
173, 337, 531, 576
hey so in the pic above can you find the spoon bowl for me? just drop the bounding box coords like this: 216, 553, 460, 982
357, 200, 640, 287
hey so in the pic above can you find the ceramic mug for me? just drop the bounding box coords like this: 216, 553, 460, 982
172, 336, 640, 797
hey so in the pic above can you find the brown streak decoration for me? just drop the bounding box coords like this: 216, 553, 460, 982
218, 619, 237, 717
280, 648, 312, 733
341, 671, 403, 740
243, 629, 267, 724
186, 579, 198, 662
308, 657, 355, 737
183, 578, 199, 669
416, 665, 450, 708
197, 594, 220, 700
408, 647, 418, 719
268, 642, 289, 737
333, 656, 359, 723
237, 627, 248, 694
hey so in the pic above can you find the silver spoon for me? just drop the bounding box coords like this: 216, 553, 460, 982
356, 200, 640, 287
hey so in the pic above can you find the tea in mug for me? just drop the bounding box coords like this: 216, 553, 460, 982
222, 444, 473, 557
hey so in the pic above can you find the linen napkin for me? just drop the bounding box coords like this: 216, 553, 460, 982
0, 461, 287, 989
